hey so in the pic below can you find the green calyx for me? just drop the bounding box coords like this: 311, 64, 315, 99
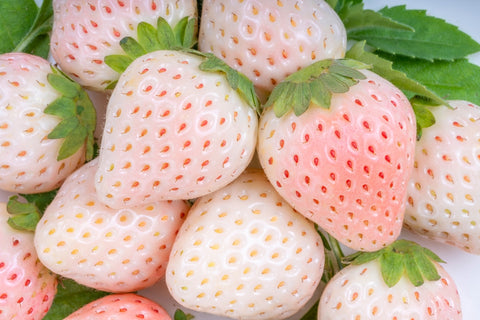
264, 59, 370, 118
45, 66, 96, 161
343, 239, 445, 288
6, 191, 57, 231
104, 16, 197, 83
185, 49, 261, 114
104, 14, 260, 114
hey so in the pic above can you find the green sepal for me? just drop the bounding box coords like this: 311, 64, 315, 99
44, 66, 96, 161
156, 16, 177, 49
309, 80, 331, 109
104, 16, 197, 78
413, 248, 441, 282
47, 73, 81, 98
174, 16, 197, 48
379, 250, 405, 288
264, 59, 369, 118
191, 50, 260, 114
44, 96, 76, 119
103, 55, 134, 74
344, 239, 445, 288
404, 252, 424, 286
137, 21, 162, 53
410, 96, 438, 139
6, 195, 42, 232
119, 36, 147, 60
173, 309, 195, 320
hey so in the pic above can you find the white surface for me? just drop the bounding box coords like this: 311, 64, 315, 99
7, 1, 480, 319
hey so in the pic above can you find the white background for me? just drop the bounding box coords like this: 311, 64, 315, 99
7, 1, 480, 319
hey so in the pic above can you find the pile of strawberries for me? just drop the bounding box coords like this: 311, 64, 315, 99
1, 0, 477, 319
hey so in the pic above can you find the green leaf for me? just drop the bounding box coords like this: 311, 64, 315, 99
383, 54, 480, 106
43, 278, 110, 320
14, 0, 53, 58
340, 2, 414, 35
410, 97, 438, 139
346, 41, 448, 106
46, 67, 96, 161
6, 195, 42, 232
351, 5, 480, 60
0, 0, 38, 54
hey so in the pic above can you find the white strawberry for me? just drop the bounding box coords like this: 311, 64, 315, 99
64, 293, 172, 320
95, 49, 259, 208
51, 0, 198, 91
34, 158, 189, 293
198, 0, 347, 101
0, 52, 95, 194
0, 202, 58, 319
405, 100, 480, 254
318, 240, 462, 319
257, 61, 417, 252
165, 169, 324, 320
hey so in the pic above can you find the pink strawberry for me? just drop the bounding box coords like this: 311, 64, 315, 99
64, 293, 171, 319
257, 61, 417, 251
50, 0, 198, 91
405, 100, 480, 254
317, 240, 462, 319
0, 52, 95, 194
34, 158, 189, 292
198, 0, 347, 101
95, 49, 259, 208
0, 202, 58, 319
165, 169, 324, 320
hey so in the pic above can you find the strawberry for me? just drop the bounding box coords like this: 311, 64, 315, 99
317, 240, 462, 319
198, 0, 347, 101
50, 0, 198, 92
63, 293, 171, 320
257, 60, 417, 252
34, 158, 189, 293
165, 169, 324, 320
95, 48, 259, 208
0, 202, 58, 320
405, 100, 480, 254
0, 52, 95, 194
